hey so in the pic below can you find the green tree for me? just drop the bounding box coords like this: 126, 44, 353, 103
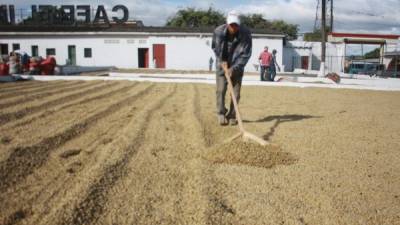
239, 14, 271, 29
166, 7, 225, 28
270, 20, 299, 40
304, 27, 331, 42
240, 14, 298, 39
166, 8, 299, 39
364, 48, 380, 59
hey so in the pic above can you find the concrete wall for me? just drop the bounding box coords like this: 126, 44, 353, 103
0, 33, 283, 73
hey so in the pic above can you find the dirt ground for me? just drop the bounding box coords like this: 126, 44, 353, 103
0, 80, 399, 225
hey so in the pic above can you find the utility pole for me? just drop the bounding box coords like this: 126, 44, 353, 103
314, 0, 320, 31
330, 0, 333, 32
319, 0, 326, 77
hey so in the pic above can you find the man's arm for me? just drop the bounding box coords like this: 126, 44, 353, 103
211, 31, 217, 54
211, 28, 221, 57
231, 31, 252, 71
275, 59, 281, 71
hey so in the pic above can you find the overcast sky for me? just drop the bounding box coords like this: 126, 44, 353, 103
4, 0, 400, 34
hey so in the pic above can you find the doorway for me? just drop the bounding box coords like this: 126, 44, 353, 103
301, 56, 309, 70
153, 44, 166, 69
138, 48, 149, 68
0, 44, 8, 56
68, 45, 76, 65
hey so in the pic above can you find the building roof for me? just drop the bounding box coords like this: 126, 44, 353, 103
328, 32, 400, 45
0, 24, 285, 38
384, 51, 400, 57
329, 32, 400, 40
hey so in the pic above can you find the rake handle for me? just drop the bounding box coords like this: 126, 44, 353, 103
222, 63, 270, 146
222, 64, 245, 133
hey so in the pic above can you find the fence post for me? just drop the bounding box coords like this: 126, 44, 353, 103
395, 55, 398, 78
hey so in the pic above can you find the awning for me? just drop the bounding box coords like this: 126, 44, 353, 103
344, 38, 386, 45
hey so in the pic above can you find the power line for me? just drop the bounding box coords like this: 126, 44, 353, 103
345, 10, 385, 18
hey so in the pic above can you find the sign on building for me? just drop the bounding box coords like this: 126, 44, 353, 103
0, 4, 130, 25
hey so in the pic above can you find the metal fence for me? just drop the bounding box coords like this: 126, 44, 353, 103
288, 55, 400, 78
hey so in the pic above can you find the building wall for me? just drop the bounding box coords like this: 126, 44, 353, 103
284, 41, 345, 73
0, 34, 283, 73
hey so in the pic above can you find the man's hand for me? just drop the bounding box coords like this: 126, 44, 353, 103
221, 62, 233, 77
221, 62, 228, 71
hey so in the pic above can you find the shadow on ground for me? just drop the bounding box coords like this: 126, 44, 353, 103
244, 114, 321, 141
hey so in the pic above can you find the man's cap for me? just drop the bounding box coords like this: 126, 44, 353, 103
226, 10, 240, 25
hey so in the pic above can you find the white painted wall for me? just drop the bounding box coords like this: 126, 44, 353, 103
0, 33, 283, 73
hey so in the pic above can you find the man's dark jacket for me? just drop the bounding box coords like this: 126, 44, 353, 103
211, 24, 252, 75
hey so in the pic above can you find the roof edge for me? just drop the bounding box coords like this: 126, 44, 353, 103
0, 31, 285, 38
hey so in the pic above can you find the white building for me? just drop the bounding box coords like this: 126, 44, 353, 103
0, 26, 285, 73
284, 33, 400, 74
284, 41, 344, 72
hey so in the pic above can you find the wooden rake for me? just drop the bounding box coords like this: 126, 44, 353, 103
222, 64, 270, 146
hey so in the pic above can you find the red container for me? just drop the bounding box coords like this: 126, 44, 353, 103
40, 57, 56, 75
0, 63, 9, 76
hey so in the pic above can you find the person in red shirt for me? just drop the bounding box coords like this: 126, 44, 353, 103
258, 46, 273, 81
40, 56, 57, 75
0, 57, 10, 76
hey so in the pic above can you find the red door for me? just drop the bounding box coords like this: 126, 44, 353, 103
153, 44, 166, 69
301, 56, 309, 70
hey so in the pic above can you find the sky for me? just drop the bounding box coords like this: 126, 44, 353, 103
3, 0, 400, 35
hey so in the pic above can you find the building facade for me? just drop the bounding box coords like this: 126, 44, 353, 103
284, 33, 400, 74
0, 27, 285, 73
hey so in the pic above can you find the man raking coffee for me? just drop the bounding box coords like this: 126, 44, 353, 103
211, 10, 252, 126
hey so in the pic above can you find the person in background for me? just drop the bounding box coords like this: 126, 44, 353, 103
258, 46, 272, 81
152, 58, 157, 69
8, 52, 20, 75
21, 52, 30, 73
270, 49, 281, 81
40, 55, 57, 75
209, 57, 214, 72
0, 56, 10, 76
212, 10, 252, 126
29, 57, 41, 75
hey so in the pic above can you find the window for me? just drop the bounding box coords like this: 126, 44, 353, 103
12, 43, 20, 51
0, 44, 8, 55
31, 45, 39, 57
46, 48, 56, 56
84, 48, 92, 58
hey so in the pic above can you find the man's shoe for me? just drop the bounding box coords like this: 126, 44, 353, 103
229, 118, 238, 126
218, 115, 228, 126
